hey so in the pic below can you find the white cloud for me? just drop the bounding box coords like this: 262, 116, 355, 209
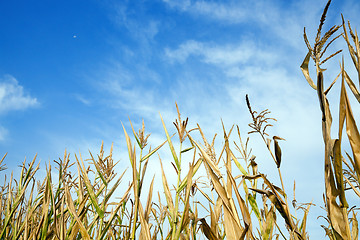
162, 0, 191, 11
94, 61, 175, 125
0, 75, 38, 114
74, 94, 91, 106
113, 2, 159, 44
163, 0, 255, 24
163, 0, 331, 49
165, 40, 202, 63
165, 40, 277, 67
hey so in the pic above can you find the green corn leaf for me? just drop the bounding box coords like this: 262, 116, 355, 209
160, 113, 180, 170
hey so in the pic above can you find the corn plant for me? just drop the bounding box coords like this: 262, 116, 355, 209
0, 1, 360, 239
301, 0, 359, 238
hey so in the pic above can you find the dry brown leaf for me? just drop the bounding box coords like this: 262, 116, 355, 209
351, 211, 359, 240
332, 139, 348, 207
199, 218, 219, 240
226, 167, 255, 239
145, 176, 155, 222
64, 184, 91, 240
344, 70, 360, 103
138, 201, 151, 240
343, 76, 360, 179
159, 157, 175, 218
301, 50, 317, 90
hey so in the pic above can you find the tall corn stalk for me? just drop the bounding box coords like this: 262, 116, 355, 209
301, 0, 359, 238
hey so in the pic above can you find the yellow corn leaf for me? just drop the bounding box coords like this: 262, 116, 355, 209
160, 113, 180, 169
200, 154, 242, 240
351, 211, 358, 240
177, 156, 202, 193
333, 139, 348, 207
0, 157, 39, 240
76, 154, 104, 219
181, 163, 194, 228
344, 70, 360, 103
187, 134, 222, 176
0, 153, 6, 171
209, 205, 217, 238
104, 170, 127, 204
68, 194, 89, 239
344, 176, 360, 197
145, 176, 155, 222
301, 50, 317, 90
139, 201, 152, 240
122, 122, 135, 168
141, 139, 167, 162
129, 118, 142, 148
343, 79, 360, 178
196, 185, 214, 205
226, 167, 254, 239
159, 157, 175, 219
174, 163, 194, 238
231, 149, 248, 176
323, 132, 351, 239
339, 68, 346, 141
324, 71, 341, 95
88, 152, 107, 187
99, 183, 132, 240
64, 184, 91, 240
342, 15, 358, 69
299, 203, 312, 238
251, 174, 300, 238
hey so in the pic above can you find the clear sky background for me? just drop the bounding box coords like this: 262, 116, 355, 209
1, 0, 360, 238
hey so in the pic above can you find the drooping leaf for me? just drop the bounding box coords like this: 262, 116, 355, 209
199, 218, 219, 240
273, 138, 282, 168
343, 76, 360, 178
344, 69, 360, 103
301, 50, 317, 90
333, 139, 348, 207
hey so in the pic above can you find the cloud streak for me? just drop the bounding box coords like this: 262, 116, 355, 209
163, 0, 330, 50
165, 40, 277, 67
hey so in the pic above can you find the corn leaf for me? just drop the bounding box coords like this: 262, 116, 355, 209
301, 50, 317, 90
160, 113, 180, 170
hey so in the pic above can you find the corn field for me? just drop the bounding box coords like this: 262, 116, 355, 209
1, 0, 359, 239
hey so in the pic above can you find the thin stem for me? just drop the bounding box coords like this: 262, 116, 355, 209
130, 148, 143, 240
172, 142, 182, 240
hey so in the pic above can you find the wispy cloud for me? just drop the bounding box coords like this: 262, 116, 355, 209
0, 125, 8, 142
0, 75, 39, 114
113, 2, 160, 44
165, 40, 277, 66
163, 0, 328, 49
163, 0, 252, 23
74, 94, 91, 106
93, 60, 173, 124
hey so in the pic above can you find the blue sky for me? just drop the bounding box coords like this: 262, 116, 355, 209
1, 0, 360, 237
